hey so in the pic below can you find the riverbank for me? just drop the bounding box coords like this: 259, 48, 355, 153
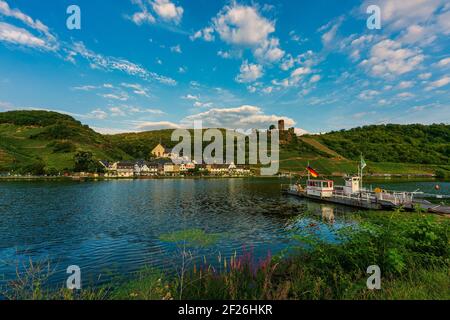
2, 211, 448, 300
0, 175, 256, 181
0, 173, 446, 181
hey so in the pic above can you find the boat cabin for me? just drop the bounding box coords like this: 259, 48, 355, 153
306, 179, 334, 198
343, 176, 360, 195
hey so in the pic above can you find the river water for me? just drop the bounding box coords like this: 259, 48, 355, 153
0, 178, 447, 291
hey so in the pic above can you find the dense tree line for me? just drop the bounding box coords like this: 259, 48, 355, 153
316, 124, 450, 164
0, 110, 79, 127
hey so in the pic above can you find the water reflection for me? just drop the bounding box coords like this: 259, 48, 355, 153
0, 178, 437, 290
320, 206, 335, 224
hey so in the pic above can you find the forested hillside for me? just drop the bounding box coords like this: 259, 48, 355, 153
313, 124, 449, 165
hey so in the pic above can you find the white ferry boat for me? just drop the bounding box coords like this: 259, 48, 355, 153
285, 160, 415, 210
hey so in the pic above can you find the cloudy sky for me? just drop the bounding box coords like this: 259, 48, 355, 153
0, 0, 449, 134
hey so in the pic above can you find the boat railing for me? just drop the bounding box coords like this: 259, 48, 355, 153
332, 190, 377, 202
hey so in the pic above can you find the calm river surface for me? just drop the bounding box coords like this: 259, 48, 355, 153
0, 178, 448, 291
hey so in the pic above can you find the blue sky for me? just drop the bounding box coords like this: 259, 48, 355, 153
0, 0, 449, 134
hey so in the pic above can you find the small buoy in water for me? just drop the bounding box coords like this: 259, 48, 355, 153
435, 185, 441, 191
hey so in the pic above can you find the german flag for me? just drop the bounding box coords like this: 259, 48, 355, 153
307, 166, 319, 178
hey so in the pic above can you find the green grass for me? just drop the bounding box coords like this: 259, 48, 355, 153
0, 122, 130, 172
104, 211, 449, 300
279, 158, 449, 176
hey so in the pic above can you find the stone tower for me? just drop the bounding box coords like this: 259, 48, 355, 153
278, 119, 285, 132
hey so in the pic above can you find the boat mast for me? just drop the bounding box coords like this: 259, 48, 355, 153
307, 161, 310, 180
360, 153, 364, 190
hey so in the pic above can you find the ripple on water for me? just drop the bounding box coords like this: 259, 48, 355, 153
0, 178, 368, 289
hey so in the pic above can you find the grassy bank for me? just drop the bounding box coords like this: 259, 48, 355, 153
278, 157, 450, 177
108, 211, 449, 300
2, 211, 449, 300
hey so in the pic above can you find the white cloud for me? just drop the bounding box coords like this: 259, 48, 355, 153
129, 0, 183, 25
361, 0, 444, 31
321, 22, 340, 46
217, 50, 232, 59
105, 105, 165, 117
213, 4, 274, 46
359, 39, 424, 77
190, 27, 215, 42
182, 94, 199, 101
90, 109, 108, 120
399, 24, 436, 45
70, 41, 176, 85
151, 0, 183, 24
193, 101, 213, 108
418, 72, 432, 80
236, 61, 264, 83
136, 121, 181, 130
128, 0, 155, 25
274, 66, 313, 87
0, 21, 54, 51
437, 57, 450, 67
131, 11, 155, 25
358, 90, 380, 100
425, 76, 450, 91
280, 54, 295, 71
92, 127, 129, 134
261, 86, 274, 94
253, 38, 285, 63
0, 100, 13, 110
182, 105, 296, 130
436, 9, 450, 35
144, 108, 165, 115
109, 107, 127, 117
291, 67, 311, 78
120, 83, 150, 97
397, 81, 415, 89
194, 3, 284, 63
247, 85, 257, 93
318, 16, 344, 48
0, 0, 58, 49
310, 75, 321, 83
396, 92, 415, 99
289, 30, 306, 44
351, 35, 374, 47
170, 44, 182, 53
294, 128, 308, 136
101, 93, 129, 101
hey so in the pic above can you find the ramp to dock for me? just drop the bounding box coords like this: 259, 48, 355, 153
420, 203, 450, 215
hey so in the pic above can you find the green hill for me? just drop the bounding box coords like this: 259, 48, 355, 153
0, 111, 449, 177
0, 110, 130, 173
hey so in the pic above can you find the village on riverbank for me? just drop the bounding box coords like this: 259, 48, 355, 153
96, 142, 253, 178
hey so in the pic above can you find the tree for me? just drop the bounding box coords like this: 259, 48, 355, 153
73, 151, 103, 173
18, 161, 46, 175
